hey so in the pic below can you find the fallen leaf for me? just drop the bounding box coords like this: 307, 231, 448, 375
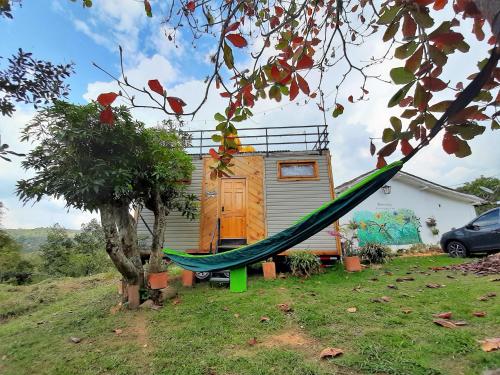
247, 337, 257, 346
433, 319, 457, 328
478, 296, 489, 301
486, 292, 496, 298
370, 277, 379, 281
172, 298, 181, 305
223, 307, 229, 311
446, 275, 456, 279
452, 320, 468, 326
260, 316, 270, 322
234, 313, 240, 318
69, 337, 82, 343
346, 307, 357, 313
381, 296, 391, 302
277, 303, 293, 313
434, 312, 452, 319
473, 311, 487, 317
401, 308, 413, 314
387, 284, 398, 289
113, 328, 123, 335
426, 283, 441, 289
479, 338, 500, 352
319, 347, 344, 359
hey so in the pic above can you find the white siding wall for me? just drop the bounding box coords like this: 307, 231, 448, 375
264, 153, 338, 251
339, 176, 478, 247
137, 158, 203, 251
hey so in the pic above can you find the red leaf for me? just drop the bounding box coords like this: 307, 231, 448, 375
99, 107, 114, 125
97, 92, 118, 107
429, 32, 464, 46
209, 148, 220, 160
442, 132, 459, 154
421, 77, 447, 92
434, 312, 452, 319
473, 18, 485, 41
433, 0, 447, 10
220, 92, 231, 98
271, 65, 281, 82
144, 0, 152, 17
148, 79, 164, 96
225, 34, 247, 48
224, 22, 240, 34
401, 139, 413, 156
473, 311, 487, 317
433, 319, 457, 328
289, 78, 299, 101
376, 156, 387, 169
319, 347, 344, 359
414, 0, 435, 5
296, 54, 314, 70
186, 1, 195, 12
296, 74, 310, 95
348, 95, 354, 103
275, 6, 284, 17
402, 15, 417, 38
167, 96, 186, 114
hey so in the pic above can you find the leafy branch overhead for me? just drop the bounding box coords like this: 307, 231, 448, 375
92, 0, 499, 171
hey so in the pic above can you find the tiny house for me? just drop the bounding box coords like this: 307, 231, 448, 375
137, 125, 340, 261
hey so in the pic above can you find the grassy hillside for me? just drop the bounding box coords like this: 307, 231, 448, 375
4, 228, 80, 253
0, 256, 499, 375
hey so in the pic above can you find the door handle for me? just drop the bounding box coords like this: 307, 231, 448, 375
221, 206, 225, 212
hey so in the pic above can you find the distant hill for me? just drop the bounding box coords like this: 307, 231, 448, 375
4, 228, 80, 253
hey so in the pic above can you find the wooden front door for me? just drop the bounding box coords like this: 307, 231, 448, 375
220, 178, 247, 239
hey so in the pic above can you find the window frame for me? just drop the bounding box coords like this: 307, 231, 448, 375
277, 160, 319, 181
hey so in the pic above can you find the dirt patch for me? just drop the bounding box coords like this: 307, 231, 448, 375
259, 329, 314, 349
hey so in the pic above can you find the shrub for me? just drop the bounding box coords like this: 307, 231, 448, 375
358, 243, 392, 264
287, 251, 321, 278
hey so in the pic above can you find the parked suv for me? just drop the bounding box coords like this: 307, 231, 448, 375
440, 207, 500, 257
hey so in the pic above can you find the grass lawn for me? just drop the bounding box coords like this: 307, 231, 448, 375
0, 255, 499, 375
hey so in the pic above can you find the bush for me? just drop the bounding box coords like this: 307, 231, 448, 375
358, 243, 392, 264
287, 251, 321, 277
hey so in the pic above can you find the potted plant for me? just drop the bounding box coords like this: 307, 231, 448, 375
147, 257, 168, 289
262, 258, 276, 280
343, 244, 362, 272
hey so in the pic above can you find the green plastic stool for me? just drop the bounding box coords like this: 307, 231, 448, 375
230, 267, 247, 292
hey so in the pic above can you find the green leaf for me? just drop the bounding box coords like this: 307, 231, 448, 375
395, 41, 418, 59
390, 67, 415, 85
411, 9, 434, 29
332, 104, 344, 118
383, 21, 400, 42
214, 113, 226, 122
429, 100, 452, 112
377, 5, 402, 25
492, 120, 500, 130
211, 134, 222, 142
382, 128, 395, 143
428, 45, 447, 67
454, 138, 471, 158
390, 117, 402, 133
216, 123, 226, 131
474, 90, 493, 102
447, 124, 486, 140
424, 113, 437, 129
223, 42, 234, 69
388, 81, 414, 107
401, 109, 418, 118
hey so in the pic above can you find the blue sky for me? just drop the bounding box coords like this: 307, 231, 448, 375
1, 1, 499, 229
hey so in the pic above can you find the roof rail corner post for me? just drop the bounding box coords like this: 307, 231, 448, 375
199, 130, 203, 159
317, 125, 322, 155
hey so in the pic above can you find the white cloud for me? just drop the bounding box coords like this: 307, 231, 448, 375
73, 19, 112, 49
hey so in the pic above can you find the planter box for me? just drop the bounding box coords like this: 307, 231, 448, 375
344, 256, 362, 272
262, 262, 276, 280
182, 270, 195, 287
148, 272, 168, 289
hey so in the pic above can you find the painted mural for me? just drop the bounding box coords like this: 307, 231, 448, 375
353, 209, 422, 246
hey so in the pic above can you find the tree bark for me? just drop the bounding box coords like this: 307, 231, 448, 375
473, 0, 500, 38
149, 190, 168, 272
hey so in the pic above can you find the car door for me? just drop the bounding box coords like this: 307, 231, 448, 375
465, 208, 500, 251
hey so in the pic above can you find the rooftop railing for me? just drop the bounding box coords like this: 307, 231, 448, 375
184, 124, 329, 158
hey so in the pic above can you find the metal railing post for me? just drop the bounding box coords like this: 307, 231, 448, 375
317, 126, 322, 154
199, 130, 203, 159
265, 128, 269, 156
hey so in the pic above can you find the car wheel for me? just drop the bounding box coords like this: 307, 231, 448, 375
195, 271, 211, 280
447, 241, 468, 258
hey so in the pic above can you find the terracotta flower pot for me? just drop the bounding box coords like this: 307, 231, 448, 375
262, 261, 276, 280
182, 270, 195, 287
344, 256, 362, 272
148, 272, 168, 289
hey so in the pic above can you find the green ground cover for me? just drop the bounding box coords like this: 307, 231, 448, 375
0, 255, 498, 375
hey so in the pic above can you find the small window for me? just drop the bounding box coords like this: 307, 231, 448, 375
278, 160, 319, 180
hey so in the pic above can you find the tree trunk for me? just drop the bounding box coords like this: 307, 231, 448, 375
99, 203, 142, 308
149, 190, 168, 272
473, 0, 500, 37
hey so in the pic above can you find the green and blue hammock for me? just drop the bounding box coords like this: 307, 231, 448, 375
163, 49, 499, 272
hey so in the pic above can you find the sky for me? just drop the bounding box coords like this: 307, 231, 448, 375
0, 0, 499, 229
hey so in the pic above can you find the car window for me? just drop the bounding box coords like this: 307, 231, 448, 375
473, 209, 499, 227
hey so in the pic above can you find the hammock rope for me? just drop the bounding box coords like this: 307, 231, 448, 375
162, 47, 499, 272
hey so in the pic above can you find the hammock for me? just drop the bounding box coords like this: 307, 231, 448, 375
163, 48, 499, 273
